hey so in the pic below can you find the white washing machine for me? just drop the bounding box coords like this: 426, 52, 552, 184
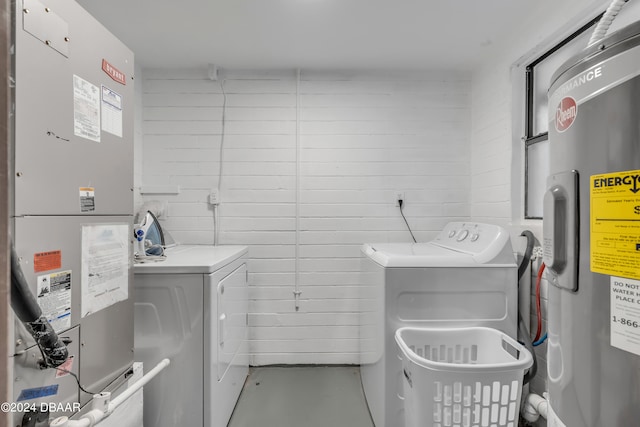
133, 245, 249, 427
359, 222, 518, 427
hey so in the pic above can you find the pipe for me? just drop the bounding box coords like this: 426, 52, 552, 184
50, 359, 170, 427
108, 358, 170, 411
293, 68, 301, 311
10, 243, 69, 367
588, 0, 629, 46
522, 392, 549, 423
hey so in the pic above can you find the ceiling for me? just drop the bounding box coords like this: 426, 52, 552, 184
76, 0, 536, 70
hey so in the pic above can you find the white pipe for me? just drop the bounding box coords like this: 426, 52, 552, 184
522, 392, 549, 423
588, 0, 629, 46
51, 359, 171, 427
293, 68, 301, 311
109, 358, 170, 411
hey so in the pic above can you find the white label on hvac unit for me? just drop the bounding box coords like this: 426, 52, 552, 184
81, 224, 129, 317
79, 187, 95, 212
101, 85, 123, 137
37, 270, 72, 332
73, 75, 101, 142
610, 276, 640, 356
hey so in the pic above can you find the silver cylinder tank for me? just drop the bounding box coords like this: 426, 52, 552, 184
545, 22, 640, 426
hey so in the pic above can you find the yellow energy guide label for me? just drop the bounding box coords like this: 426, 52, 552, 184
591, 169, 640, 280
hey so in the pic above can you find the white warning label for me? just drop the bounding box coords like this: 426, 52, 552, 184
37, 270, 72, 332
73, 75, 101, 142
611, 276, 640, 356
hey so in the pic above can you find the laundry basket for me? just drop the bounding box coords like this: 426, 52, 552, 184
395, 327, 532, 427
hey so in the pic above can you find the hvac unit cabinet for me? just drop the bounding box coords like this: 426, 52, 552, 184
10, 0, 135, 423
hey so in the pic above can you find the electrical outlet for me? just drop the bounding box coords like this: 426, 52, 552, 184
396, 192, 405, 207
208, 189, 220, 205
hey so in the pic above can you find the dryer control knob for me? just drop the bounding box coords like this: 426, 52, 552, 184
456, 230, 469, 241
448, 230, 456, 238
470, 233, 479, 242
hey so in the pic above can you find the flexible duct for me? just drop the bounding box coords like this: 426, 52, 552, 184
11, 243, 69, 367
588, 0, 629, 46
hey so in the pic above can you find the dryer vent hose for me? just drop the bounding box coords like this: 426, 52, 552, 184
11, 243, 69, 368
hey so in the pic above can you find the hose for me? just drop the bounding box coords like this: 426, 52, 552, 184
517, 230, 537, 385
533, 333, 548, 347
10, 243, 69, 368
588, 0, 629, 47
534, 263, 546, 342
518, 230, 535, 280
520, 312, 538, 385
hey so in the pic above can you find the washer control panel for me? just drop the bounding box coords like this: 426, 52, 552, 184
432, 222, 510, 256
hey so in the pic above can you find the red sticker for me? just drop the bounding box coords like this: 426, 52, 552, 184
102, 59, 126, 85
34, 250, 62, 273
556, 96, 577, 132
55, 356, 74, 378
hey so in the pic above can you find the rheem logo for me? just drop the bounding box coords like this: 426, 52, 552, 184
556, 96, 577, 132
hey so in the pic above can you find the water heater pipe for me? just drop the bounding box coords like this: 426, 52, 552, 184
521, 392, 549, 422
588, 0, 629, 46
50, 358, 170, 427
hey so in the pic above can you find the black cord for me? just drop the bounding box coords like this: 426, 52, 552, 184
54, 366, 100, 395
34, 343, 98, 395
398, 200, 417, 243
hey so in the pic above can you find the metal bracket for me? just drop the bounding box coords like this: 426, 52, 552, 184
23, 0, 70, 57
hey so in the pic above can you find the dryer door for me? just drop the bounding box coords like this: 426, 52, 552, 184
214, 263, 248, 380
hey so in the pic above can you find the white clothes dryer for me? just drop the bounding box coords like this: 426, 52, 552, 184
134, 245, 249, 427
360, 222, 518, 427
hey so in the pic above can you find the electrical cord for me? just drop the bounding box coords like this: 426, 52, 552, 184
53, 366, 100, 395
32, 343, 98, 395
398, 200, 417, 243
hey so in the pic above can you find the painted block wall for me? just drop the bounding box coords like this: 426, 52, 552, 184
139, 69, 472, 365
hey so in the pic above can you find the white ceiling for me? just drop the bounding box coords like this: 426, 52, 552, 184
76, 0, 536, 70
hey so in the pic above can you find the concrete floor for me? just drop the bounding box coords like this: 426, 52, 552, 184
228, 366, 375, 427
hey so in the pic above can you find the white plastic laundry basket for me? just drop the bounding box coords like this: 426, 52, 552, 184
395, 327, 533, 427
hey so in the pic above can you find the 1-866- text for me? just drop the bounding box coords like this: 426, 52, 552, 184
612, 316, 640, 328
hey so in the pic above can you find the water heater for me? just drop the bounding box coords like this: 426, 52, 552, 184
545, 21, 640, 426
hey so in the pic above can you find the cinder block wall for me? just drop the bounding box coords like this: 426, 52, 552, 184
138, 69, 472, 365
